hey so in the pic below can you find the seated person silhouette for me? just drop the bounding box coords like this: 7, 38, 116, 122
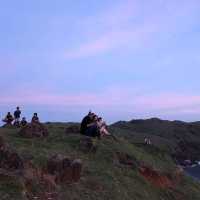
2, 112, 14, 125
20, 117, 28, 126
31, 113, 39, 123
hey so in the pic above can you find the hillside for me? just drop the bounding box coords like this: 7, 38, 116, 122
0, 121, 200, 200
110, 118, 200, 164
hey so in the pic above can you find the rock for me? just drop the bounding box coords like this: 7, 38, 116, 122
71, 159, 82, 182
47, 154, 65, 175
0, 149, 23, 170
65, 125, 80, 135
59, 159, 82, 183
0, 136, 5, 149
18, 122, 49, 138
0, 139, 23, 171
47, 155, 82, 184
23, 164, 58, 200
79, 137, 97, 153
115, 152, 139, 168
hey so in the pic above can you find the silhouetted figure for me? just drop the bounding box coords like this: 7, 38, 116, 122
2, 112, 14, 125
31, 113, 39, 123
14, 106, 21, 122
80, 112, 100, 138
20, 117, 27, 127
80, 112, 94, 135
97, 117, 110, 136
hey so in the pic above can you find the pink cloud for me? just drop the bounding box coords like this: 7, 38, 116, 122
1, 86, 200, 116
64, 0, 200, 59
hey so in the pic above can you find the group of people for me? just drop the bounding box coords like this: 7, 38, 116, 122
80, 111, 110, 138
2, 107, 110, 138
2, 106, 40, 127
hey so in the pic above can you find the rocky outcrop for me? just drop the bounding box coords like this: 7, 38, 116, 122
47, 154, 82, 184
138, 165, 183, 189
114, 150, 183, 189
18, 122, 49, 138
0, 136, 23, 171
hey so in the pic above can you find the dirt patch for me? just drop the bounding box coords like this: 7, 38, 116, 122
139, 165, 178, 189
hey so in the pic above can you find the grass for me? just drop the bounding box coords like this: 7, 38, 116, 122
0, 123, 200, 200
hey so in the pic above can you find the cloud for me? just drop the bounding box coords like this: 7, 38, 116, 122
65, 27, 154, 58
64, 0, 200, 59
1, 86, 200, 117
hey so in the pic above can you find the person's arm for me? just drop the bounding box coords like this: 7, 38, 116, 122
87, 122, 96, 127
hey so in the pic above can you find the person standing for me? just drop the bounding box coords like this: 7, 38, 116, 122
14, 107, 21, 122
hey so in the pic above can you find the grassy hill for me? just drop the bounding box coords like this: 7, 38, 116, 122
0, 121, 200, 200
110, 118, 200, 163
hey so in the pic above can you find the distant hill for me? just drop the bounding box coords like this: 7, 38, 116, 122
110, 118, 200, 163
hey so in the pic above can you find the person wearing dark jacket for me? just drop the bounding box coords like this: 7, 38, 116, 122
80, 112, 100, 138
14, 107, 21, 121
80, 112, 93, 135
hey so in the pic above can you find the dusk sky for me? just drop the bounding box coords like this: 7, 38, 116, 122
1, 0, 200, 123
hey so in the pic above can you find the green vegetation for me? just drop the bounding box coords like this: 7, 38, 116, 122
0, 121, 200, 200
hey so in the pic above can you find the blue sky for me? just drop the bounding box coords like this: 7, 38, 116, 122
0, 0, 200, 123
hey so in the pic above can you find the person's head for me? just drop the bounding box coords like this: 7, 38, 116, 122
88, 112, 94, 119
22, 117, 26, 121
34, 113, 37, 117
88, 110, 92, 115
16, 106, 19, 110
7, 112, 11, 115
93, 115, 98, 122
98, 117, 102, 122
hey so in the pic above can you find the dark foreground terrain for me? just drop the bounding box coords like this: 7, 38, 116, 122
0, 119, 200, 200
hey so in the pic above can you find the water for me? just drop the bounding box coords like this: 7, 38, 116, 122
185, 165, 200, 181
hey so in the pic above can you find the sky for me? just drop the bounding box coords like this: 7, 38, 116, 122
0, 0, 200, 123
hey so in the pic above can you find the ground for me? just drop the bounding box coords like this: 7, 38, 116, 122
0, 122, 200, 200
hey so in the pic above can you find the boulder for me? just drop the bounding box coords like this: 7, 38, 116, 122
18, 122, 49, 138
79, 137, 97, 153
47, 154, 64, 175
47, 154, 82, 184
0, 138, 23, 171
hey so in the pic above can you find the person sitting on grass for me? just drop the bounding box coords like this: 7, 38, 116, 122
2, 112, 14, 125
31, 113, 39, 123
20, 117, 28, 126
80, 111, 94, 135
80, 112, 100, 138
97, 117, 110, 137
